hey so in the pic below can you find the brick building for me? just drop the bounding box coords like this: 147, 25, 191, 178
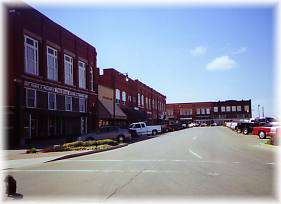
6, 4, 99, 148
166, 100, 252, 125
98, 68, 166, 126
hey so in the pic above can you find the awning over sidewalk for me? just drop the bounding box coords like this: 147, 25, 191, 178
121, 108, 147, 122
96, 99, 127, 120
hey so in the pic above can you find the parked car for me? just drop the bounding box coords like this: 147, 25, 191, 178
77, 125, 131, 142
252, 122, 280, 139
200, 122, 207, 127
236, 118, 270, 135
210, 122, 218, 126
129, 122, 162, 136
188, 123, 196, 128
230, 122, 238, 130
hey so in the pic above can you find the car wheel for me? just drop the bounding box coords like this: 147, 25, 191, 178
258, 131, 266, 139
152, 130, 157, 136
243, 128, 248, 135
117, 135, 125, 143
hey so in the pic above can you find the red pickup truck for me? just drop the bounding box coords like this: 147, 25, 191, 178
252, 122, 280, 139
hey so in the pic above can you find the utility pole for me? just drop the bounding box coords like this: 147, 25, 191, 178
262, 106, 264, 118
258, 104, 260, 118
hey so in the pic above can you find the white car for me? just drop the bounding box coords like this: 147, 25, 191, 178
129, 122, 162, 136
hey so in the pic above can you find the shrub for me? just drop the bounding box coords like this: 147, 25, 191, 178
26, 147, 37, 154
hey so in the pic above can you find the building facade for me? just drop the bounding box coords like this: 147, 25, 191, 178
166, 100, 252, 125
6, 4, 99, 148
98, 68, 166, 125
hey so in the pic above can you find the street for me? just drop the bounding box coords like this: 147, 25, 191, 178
4, 127, 276, 201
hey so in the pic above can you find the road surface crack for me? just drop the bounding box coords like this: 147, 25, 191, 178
105, 169, 144, 200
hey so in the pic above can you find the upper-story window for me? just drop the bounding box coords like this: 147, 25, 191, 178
152, 99, 155, 109
244, 105, 250, 112
226, 106, 231, 112
196, 108, 200, 115
201, 108, 205, 115
232, 106, 236, 112
148, 98, 151, 110
221, 106, 226, 112
141, 95, 144, 107
48, 93, 57, 110
122, 91, 126, 104
137, 93, 141, 107
26, 88, 36, 108
65, 96, 72, 111
24, 35, 39, 75
237, 106, 242, 111
206, 108, 210, 114
79, 98, 86, 113
79, 61, 86, 89
116, 89, 121, 103
64, 54, 73, 85
214, 107, 218, 112
89, 66, 94, 91
47, 46, 58, 81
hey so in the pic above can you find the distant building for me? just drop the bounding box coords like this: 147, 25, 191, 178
6, 4, 99, 148
98, 68, 166, 126
166, 100, 252, 125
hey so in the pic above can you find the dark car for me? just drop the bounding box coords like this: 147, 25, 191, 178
236, 118, 274, 135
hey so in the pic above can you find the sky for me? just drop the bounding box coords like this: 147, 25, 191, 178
31, 3, 275, 118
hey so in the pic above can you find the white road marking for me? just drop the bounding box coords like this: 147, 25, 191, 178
232, 161, 241, 164
188, 149, 202, 159
207, 172, 220, 176
266, 162, 275, 165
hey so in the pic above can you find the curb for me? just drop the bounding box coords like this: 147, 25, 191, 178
44, 143, 128, 163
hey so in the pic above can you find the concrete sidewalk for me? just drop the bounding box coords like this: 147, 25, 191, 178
3, 144, 128, 169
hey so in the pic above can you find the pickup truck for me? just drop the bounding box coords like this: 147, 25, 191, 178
129, 122, 162, 136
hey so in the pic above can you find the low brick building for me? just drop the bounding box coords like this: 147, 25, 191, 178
6, 4, 99, 148
166, 100, 252, 125
98, 68, 166, 126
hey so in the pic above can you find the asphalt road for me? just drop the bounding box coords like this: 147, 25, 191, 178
4, 127, 277, 201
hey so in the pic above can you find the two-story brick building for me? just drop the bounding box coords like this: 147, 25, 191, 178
98, 68, 166, 126
6, 4, 99, 148
166, 100, 252, 125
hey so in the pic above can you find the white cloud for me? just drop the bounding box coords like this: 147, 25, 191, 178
190, 46, 207, 56
206, 55, 237, 71
232, 47, 247, 55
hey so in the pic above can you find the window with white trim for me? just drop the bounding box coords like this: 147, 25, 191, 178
48, 93, 56, 110
137, 93, 141, 107
221, 106, 226, 112
65, 96, 72, 111
237, 106, 242, 111
196, 108, 200, 115
206, 108, 210, 114
24, 35, 38, 75
116, 89, 121, 103
89, 66, 94, 91
141, 95, 144, 107
79, 98, 86, 113
232, 106, 236, 112
244, 105, 250, 112
201, 108, 205, 115
214, 107, 218, 112
226, 106, 231, 112
64, 54, 73, 85
47, 46, 58, 81
78, 61, 86, 89
26, 89, 36, 108
122, 91, 126, 105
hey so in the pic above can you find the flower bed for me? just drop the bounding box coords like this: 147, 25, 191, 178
41, 139, 118, 153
